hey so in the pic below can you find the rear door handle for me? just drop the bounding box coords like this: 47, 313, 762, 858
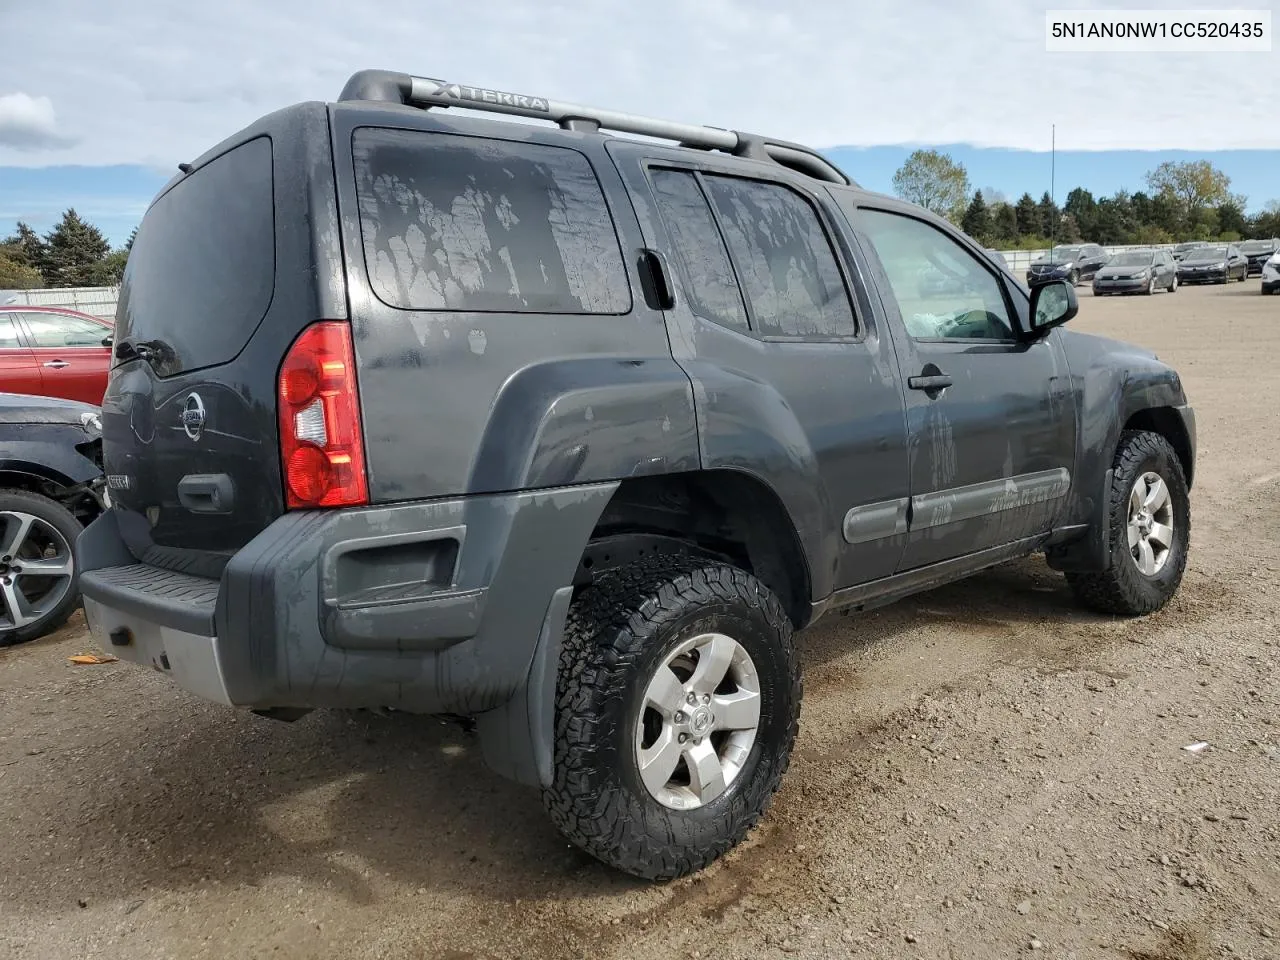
43, 360, 70, 369
908, 374, 953, 390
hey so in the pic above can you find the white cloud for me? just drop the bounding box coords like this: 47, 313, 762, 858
0, 0, 1275, 168
0, 92, 77, 151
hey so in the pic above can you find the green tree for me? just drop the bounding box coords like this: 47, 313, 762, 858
1248, 200, 1280, 238
42, 209, 110, 287
991, 202, 1018, 244
0, 254, 43, 289
1013, 193, 1039, 238
1064, 188, 1098, 239
87, 248, 129, 286
960, 191, 991, 242
1144, 160, 1231, 231
891, 149, 970, 222
1037, 192, 1062, 242
1, 222, 47, 278
1216, 197, 1248, 238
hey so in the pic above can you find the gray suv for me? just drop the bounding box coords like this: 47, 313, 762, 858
77, 69, 1196, 880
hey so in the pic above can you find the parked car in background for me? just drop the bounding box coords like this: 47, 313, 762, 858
1262, 251, 1280, 295
1092, 249, 1178, 296
0, 307, 114, 405
1025, 243, 1108, 287
1175, 244, 1250, 284
0, 392, 105, 645
1239, 238, 1279, 276
1172, 241, 1210, 262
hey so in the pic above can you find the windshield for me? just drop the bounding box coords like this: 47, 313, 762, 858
1108, 252, 1154, 267
1190, 246, 1228, 260
1048, 246, 1082, 261
1241, 240, 1275, 253
1175, 242, 1205, 252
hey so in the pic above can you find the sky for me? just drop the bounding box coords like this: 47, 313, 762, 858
2, 0, 1277, 247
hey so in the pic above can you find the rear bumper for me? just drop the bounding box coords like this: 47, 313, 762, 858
77, 483, 617, 716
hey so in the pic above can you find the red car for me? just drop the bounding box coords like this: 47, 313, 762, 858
0, 306, 114, 405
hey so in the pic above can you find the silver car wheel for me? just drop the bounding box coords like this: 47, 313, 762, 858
634, 632, 761, 810
0, 511, 76, 631
1127, 472, 1175, 577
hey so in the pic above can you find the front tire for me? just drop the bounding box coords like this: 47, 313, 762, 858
1169, 274, 1178, 293
0, 489, 82, 646
1067, 269, 1079, 287
543, 557, 800, 879
1145, 275, 1156, 295
1066, 431, 1190, 616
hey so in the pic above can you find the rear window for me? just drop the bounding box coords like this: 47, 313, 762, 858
352, 128, 629, 314
116, 136, 275, 377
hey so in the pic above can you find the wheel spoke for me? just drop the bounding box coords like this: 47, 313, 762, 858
1127, 519, 1142, 548
18, 556, 73, 578
1148, 522, 1174, 550
688, 635, 735, 695
1129, 480, 1146, 518
643, 664, 686, 717
1, 513, 34, 559
684, 739, 727, 804
637, 729, 684, 796
1136, 539, 1157, 576
712, 689, 761, 731
1, 580, 37, 629
1143, 476, 1169, 511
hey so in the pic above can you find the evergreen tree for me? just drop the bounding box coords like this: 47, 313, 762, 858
991, 202, 1018, 244
1064, 188, 1098, 239
1037, 192, 1062, 243
1013, 193, 1039, 239
2, 222, 48, 279
960, 191, 991, 242
42, 209, 110, 287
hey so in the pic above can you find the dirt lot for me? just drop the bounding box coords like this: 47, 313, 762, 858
2, 281, 1278, 960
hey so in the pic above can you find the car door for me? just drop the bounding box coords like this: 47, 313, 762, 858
1160, 251, 1176, 285
606, 142, 912, 593
850, 202, 1077, 571
0, 313, 44, 395
16, 311, 112, 404
1083, 244, 1106, 280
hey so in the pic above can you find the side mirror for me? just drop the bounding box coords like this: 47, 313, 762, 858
101, 334, 114, 347
1025, 279, 1077, 339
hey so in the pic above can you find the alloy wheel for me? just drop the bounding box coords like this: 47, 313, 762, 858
0, 511, 76, 632
1127, 472, 1175, 577
635, 632, 761, 810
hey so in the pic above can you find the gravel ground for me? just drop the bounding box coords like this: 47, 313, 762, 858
2, 281, 1278, 960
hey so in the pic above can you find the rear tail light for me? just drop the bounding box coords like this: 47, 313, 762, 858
277, 321, 368, 509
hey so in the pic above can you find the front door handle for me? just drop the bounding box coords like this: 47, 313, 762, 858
908, 373, 953, 391
42, 360, 70, 369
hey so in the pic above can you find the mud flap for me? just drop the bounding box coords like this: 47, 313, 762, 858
1045, 467, 1114, 573
473, 586, 574, 787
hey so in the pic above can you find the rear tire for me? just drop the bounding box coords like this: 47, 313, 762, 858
0, 489, 82, 646
542, 556, 800, 879
1066, 431, 1190, 617
1169, 274, 1178, 293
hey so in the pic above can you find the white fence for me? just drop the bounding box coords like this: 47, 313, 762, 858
0, 286, 120, 320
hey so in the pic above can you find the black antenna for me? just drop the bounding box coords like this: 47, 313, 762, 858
1049, 124, 1056, 254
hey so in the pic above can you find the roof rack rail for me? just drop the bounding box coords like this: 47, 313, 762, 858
337, 69, 852, 186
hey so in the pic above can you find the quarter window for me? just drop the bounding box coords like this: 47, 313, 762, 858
353, 129, 630, 315
0, 315, 21, 347
649, 169, 749, 333
702, 175, 856, 338
858, 209, 1015, 341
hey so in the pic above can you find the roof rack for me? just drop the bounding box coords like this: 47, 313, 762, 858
337, 70, 852, 186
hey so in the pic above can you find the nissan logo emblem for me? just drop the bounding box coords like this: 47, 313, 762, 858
182, 392, 206, 441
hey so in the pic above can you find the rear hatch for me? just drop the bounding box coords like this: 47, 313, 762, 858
101, 106, 344, 578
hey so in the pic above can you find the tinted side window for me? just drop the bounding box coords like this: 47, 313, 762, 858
702, 175, 855, 338
858, 209, 1014, 341
649, 169, 748, 333
23, 312, 106, 347
353, 129, 629, 315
